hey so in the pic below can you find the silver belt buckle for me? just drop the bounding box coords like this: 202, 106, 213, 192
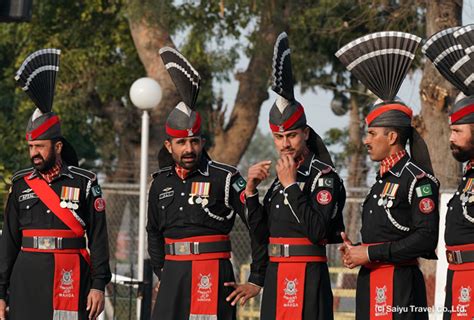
173, 242, 191, 255
35, 236, 58, 250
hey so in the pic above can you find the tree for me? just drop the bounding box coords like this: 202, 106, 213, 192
418, 1, 463, 188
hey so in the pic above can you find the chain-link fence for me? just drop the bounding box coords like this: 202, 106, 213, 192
101, 183, 442, 320
0, 184, 441, 319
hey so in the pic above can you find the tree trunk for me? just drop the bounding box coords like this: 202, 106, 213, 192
419, 0, 463, 189
345, 85, 368, 242
418, 0, 462, 308
209, 0, 288, 165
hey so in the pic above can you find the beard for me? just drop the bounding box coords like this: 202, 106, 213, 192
450, 141, 474, 163
175, 151, 200, 170
31, 149, 57, 172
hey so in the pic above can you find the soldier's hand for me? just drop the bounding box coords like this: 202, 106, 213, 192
246, 160, 272, 195
276, 155, 297, 188
338, 232, 353, 264
343, 245, 369, 269
224, 282, 261, 306
87, 289, 105, 319
0, 299, 7, 320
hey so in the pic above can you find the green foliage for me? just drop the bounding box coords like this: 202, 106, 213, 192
0, 1, 144, 172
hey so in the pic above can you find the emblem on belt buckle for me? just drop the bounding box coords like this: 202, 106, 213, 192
37, 236, 56, 249
270, 244, 279, 256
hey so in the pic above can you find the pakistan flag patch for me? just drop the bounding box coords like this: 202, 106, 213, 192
416, 184, 432, 198
232, 176, 247, 192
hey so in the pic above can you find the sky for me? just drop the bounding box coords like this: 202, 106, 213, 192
216, 4, 474, 144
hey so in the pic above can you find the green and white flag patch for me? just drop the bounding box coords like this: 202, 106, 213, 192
317, 178, 334, 188
416, 184, 432, 198
232, 176, 247, 192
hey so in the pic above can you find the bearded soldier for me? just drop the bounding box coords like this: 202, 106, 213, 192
423, 25, 474, 319
0, 49, 111, 319
146, 47, 265, 320
336, 32, 440, 320
245, 32, 346, 320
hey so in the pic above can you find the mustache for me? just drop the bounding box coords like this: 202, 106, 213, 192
31, 155, 44, 161
181, 153, 196, 158
450, 143, 460, 151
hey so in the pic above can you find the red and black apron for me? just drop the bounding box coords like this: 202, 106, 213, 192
268, 237, 327, 320
445, 244, 474, 319
164, 235, 231, 319
23, 177, 89, 319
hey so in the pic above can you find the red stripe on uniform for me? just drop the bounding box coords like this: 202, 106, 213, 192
26, 115, 60, 141
190, 260, 219, 319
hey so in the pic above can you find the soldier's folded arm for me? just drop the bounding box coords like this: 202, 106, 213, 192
146, 180, 165, 280
283, 172, 343, 243
368, 177, 440, 263
0, 185, 22, 300
86, 179, 112, 291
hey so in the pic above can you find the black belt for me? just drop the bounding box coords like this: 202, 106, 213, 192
165, 240, 232, 255
22, 236, 86, 250
446, 249, 474, 264
268, 243, 326, 257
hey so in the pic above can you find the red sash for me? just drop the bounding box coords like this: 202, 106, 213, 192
363, 243, 418, 320
165, 235, 229, 319
447, 244, 474, 318
24, 177, 89, 318
270, 237, 326, 320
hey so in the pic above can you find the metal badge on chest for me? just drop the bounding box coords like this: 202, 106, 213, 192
188, 182, 211, 207
377, 182, 399, 208
59, 186, 80, 210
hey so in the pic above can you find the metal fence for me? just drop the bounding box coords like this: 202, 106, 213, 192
100, 184, 439, 320
0, 185, 439, 319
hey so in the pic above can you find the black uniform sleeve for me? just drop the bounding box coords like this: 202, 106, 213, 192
368, 177, 439, 263
284, 172, 344, 244
229, 173, 267, 287
86, 180, 112, 291
0, 186, 22, 300
146, 180, 165, 280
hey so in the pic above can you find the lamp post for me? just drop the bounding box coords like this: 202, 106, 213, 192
130, 77, 162, 319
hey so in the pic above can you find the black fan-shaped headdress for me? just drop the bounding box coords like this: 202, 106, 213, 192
15, 48, 60, 113
423, 26, 474, 125
14, 49, 78, 166
336, 31, 421, 101
336, 32, 433, 173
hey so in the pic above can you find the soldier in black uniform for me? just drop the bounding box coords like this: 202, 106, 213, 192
0, 49, 111, 320
423, 25, 474, 319
336, 32, 440, 320
147, 47, 265, 320
245, 32, 346, 320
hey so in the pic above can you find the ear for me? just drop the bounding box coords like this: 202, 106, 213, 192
164, 139, 172, 154
387, 131, 398, 146
303, 127, 310, 141
201, 137, 206, 147
55, 140, 63, 155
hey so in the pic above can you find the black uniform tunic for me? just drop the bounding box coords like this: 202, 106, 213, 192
147, 156, 266, 320
357, 154, 439, 320
0, 165, 111, 320
246, 152, 346, 320
443, 165, 474, 319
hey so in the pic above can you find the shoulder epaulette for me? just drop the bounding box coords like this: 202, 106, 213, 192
209, 160, 238, 175
405, 162, 427, 180
311, 159, 334, 175
152, 166, 172, 179
68, 166, 97, 181
11, 167, 34, 182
